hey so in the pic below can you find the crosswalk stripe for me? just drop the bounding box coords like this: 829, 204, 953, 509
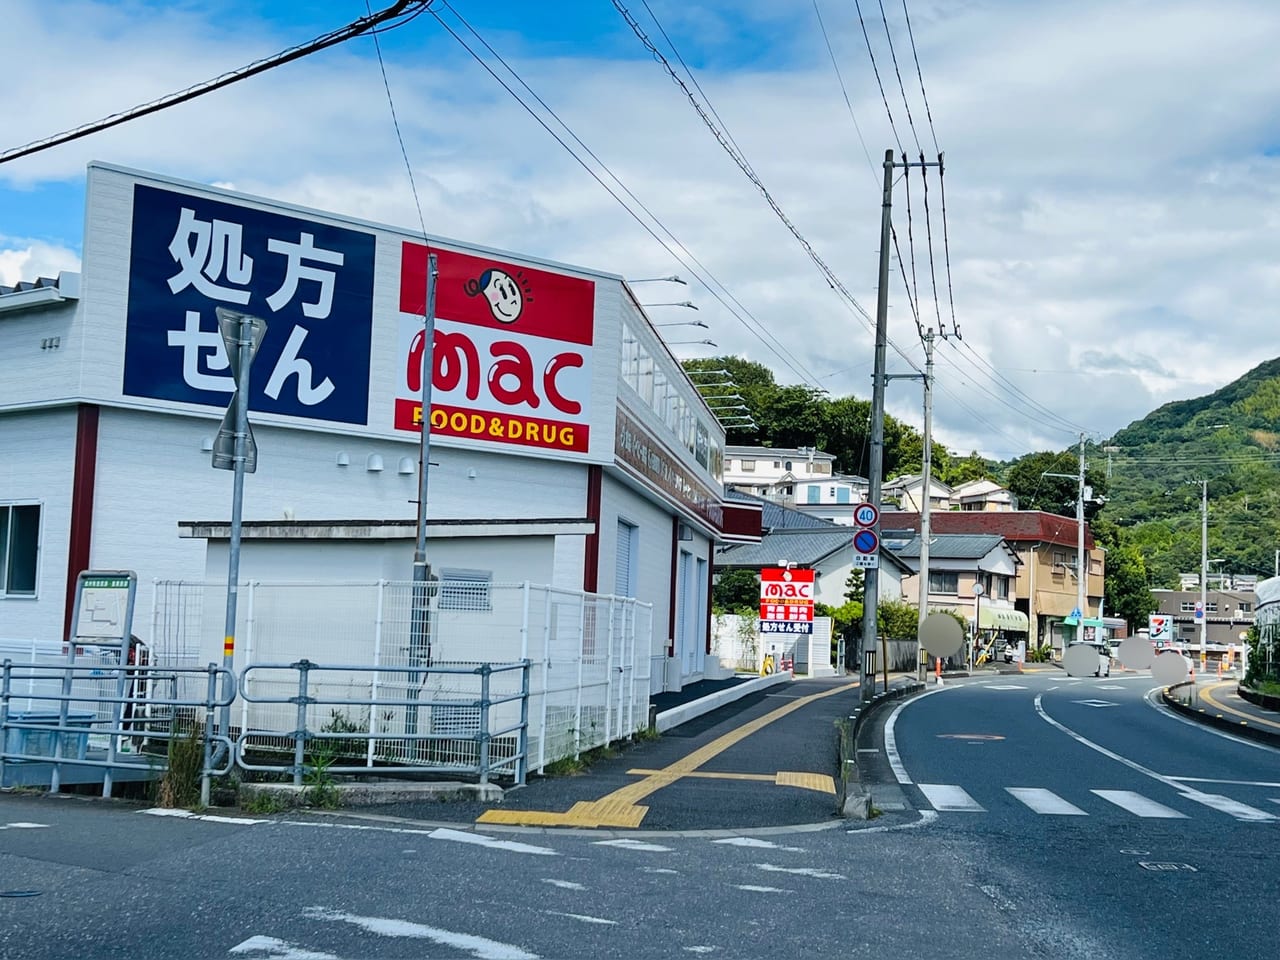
1005, 788, 1087, 815
1092, 790, 1187, 818
918, 784, 984, 812
1180, 795, 1277, 822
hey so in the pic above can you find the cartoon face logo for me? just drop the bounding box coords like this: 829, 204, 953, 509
465, 267, 533, 324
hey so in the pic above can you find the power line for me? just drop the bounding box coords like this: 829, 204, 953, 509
431, 2, 826, 388
899, 0, 940, 153
919, 152, 945, 334
901, 162, 923, 336
937, 153, 960, 337
877, 0, 922, 153
946, 336, 1095, 435
933, 346, 1085, 439
852, 0, 903, 153
812, 0, 877, 183
0, 1, 426, 166
611, 0, 923, 375
364, 1, 428, 239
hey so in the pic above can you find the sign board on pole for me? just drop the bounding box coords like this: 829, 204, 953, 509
1148, 615, 1173, 641
851, 527, 879, 569
853, 502, 879, 527
759, 567, 815, 635
1193, 601, 1204, 622
212, 309, 268, 473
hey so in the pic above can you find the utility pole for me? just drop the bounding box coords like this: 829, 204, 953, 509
916, 329, 935, 679
1200, 478, 1208, 672
1076, 433, 1086, 644
860, 149, 941, 700
860, 150, 894, 703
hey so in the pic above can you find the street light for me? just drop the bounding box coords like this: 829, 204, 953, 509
629, 275, 687, 285
668, 339, 717, 347
655, 319, 709, 329
641, 300, 698, 310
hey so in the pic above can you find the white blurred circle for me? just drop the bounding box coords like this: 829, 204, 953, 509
1063, 643, 1100, 677
1117, 637, 1154, 670
1152, 651, 1191, 686
919, 613, 964, 658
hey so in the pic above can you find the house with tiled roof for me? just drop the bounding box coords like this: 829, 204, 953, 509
880, 510, 1108, 652
888, 533, 1027, 637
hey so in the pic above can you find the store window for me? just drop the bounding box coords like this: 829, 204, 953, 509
0, 503, 40, 597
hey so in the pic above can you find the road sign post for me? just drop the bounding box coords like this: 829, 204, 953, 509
213, 307, 267, 751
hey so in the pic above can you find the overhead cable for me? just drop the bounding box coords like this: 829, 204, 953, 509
0, 1, 426, 166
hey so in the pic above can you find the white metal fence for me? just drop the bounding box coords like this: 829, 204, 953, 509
149, 580, 654, 776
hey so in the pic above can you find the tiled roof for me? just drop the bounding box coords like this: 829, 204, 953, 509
880, 510, 1095, 550
725, 445, 835, 460
891, 533, 1009, 560
726, 490, 835, 530
717, 529, 853, 568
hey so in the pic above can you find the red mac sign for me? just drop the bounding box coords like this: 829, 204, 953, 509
759, 567, 815, 633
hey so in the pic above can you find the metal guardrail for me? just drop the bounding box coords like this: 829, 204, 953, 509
236, 659, 531, 787
0, 660, 236, 800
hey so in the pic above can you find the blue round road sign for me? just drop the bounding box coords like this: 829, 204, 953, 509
853, 529, 879, 554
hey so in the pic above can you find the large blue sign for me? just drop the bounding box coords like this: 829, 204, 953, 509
122, 184, 376, 425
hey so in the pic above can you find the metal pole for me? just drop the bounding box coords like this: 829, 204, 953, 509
200, 664, 217, 808
860, 148, 895, 703
221, 315, 252, 744
916, 329, 935, 680
1200, 479, 1208, 672
292, 660, 310, 788
478, 664, 491, 785
407, 254, 439, 743
1076, 433, 1086, 645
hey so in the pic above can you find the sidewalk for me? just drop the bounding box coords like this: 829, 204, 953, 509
1164, 679, 1280, 746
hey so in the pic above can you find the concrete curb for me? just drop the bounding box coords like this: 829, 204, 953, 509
838, 680, 925, 819
239, 779, 504, 809
653, 672, 793, 733
1161, 685, 1280, 748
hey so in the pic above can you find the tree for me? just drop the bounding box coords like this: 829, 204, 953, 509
844, 569, 865, 604
1003, 450, 1107, 518
712, 569, 759, 613
1104, 544, 1155, 633
878, 600, 920, 640
941, 451, 992, 486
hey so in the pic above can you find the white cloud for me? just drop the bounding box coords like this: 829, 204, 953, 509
0, 240, 81, 287
3, 0, 1280, 461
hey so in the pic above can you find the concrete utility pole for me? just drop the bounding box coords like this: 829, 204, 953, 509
1076, 433, 1086, 643
916, 329, 935, 678
860, 149, 895, 703
1199, 478, 1208, 671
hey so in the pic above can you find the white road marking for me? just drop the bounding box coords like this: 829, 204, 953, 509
1145, 687, 1280, 753
1070, 699, 1119, 707
1168, 777, 1280, 787
229, 936, 339, 959
428, 828, 557, 857
1092, 790, 1187, 819
986, 684, 1028, 690
540, 879, 586, 891
918, 784, 985, 812
734, 885, 792, 893
141, 809, 267, 825
593, 839, 672, 852
546, 911, 616, 926
849, 809, 939, 835
1181, 794, 1277, 822
1047, 686, 1060, 691
0, 822, 49, 830
1036, 694, 1274, 822
712, 837, 803, 852
640, 867, 679, 874
884, 686, 950, 784
753, 863, 845, 880
303, 908, 537, 960
1005, 788, 1087, 815
684, 948, 718, 954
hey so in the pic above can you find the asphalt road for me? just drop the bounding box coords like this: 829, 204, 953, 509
869, 671, 1280, 960
4, 672, 1277, 959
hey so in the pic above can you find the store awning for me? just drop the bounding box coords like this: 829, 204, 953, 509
1061, 616, 1105, 628
979, 606, 1030, 632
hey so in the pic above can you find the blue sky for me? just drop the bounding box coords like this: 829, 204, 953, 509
5, 0, 1280, 460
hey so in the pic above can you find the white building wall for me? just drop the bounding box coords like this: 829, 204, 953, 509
0, 408, 78, 641
84, 408, 588, 644
0, 299, 82, 410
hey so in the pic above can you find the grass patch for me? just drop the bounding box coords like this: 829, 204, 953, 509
633, 725, 661, 743
156, 725, 204, 809
241, 792, 290, 815
1247, 679, 1280, 697
543, 756, 587, 777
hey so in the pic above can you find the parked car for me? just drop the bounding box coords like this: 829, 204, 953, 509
1067, 640, 1111, 677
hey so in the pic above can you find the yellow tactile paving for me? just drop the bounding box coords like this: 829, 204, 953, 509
775, 771, 837, 795
477, 680, 859, 829
624, 768, 836, 794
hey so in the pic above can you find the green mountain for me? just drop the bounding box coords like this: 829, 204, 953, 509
1100, 357, 1280, 588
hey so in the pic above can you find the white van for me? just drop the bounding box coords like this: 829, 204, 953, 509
1067, 640, 1111, 677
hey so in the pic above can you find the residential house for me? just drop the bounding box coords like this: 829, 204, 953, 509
722, 445, 836, 503
881, 510, 1106, 653
881, 474, 953, 512
889, 533, 1027, 640
950, 478, 1019, 511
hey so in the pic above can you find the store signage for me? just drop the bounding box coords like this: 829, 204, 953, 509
615, 409, 724, 528
759, 567, 814, 635
395, 243, 595, 455
122, 183, 376, 425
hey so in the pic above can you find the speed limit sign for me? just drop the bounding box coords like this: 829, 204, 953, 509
853, 502, 878, 527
